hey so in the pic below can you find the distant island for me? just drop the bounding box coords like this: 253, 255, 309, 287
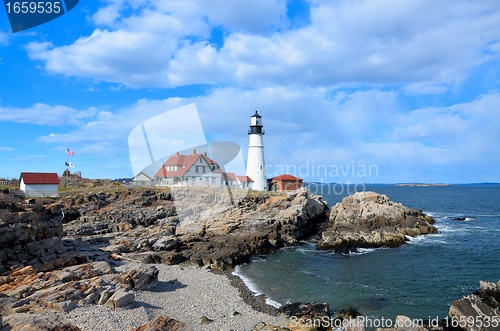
395, 183, 451, 187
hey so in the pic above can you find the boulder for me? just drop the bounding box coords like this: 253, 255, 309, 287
152, 236, 178, 251
252, 322, 290, 331
448, 280, 500, 331
317, 192, 436, 253
103, 290, 135, 309
375, 315, 429, 331
131, 316, 192, 331
280, 302, 330, 331
116, 265, 159, 290
2, 312, 82, 331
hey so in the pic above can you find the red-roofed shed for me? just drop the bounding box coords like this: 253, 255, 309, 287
271, 174, 303, 191
19, 172, 60, 197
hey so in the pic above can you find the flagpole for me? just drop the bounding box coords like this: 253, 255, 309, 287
66, 146, 69, 188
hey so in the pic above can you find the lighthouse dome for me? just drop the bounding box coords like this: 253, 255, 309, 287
249, 111, 264, 133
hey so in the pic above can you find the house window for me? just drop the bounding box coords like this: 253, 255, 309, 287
200, 159, 203, 164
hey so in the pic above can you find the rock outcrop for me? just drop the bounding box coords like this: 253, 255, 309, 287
59, 187, 329, 270
448, 280, 500, 331
0, 188, 328, 330
0, 261, 159, 316
317, 191, 437, 253
0, 195, 69, 274
1, 312, 82, 331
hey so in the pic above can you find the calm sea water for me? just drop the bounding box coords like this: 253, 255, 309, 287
235, 185, 500, 321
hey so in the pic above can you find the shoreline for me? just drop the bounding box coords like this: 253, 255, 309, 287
65, 262, 288, 331
222, 268, 281, 316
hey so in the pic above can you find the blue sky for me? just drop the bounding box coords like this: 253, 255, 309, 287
0, 0, 499, 183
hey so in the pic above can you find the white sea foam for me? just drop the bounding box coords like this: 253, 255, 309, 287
405, 235, 427, 242
351, 248, 377, 255
265, 297, 282, 308
232, 266, 263, 296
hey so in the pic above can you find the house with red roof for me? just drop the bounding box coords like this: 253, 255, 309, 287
19, 172, 60, 197
270, 174, 303, 191
155, 150, 252, 189
236, 175, 253, 189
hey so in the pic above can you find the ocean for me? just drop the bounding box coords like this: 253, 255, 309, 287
235, 184, 500, 321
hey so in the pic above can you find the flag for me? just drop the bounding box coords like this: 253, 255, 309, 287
67, 148, 75, 156
65, 162, 75, 168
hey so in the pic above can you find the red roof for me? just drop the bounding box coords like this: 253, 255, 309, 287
155, 153, 221, 178
272, 174, 303, 181
237, 175, 253, 182
223, 172, 238, 181
20, 172, 59, 185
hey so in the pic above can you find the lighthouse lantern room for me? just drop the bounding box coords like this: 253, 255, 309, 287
246, 111, 268, 191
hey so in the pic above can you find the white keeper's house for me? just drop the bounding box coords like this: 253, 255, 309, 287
155, 149, 252, 189
19, 172, 60, 197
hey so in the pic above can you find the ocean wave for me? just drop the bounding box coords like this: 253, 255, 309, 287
434, 223, 464, 234
351, 248, 377, 255
299, 270, 332, 283
265, 297, 282, 308
405, 235, 428, 242
405, 234, 447, 246
232, 266, 263, 296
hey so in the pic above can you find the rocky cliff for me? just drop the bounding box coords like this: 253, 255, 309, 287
0, 188, 328, 330
58, 187, 329, 270
448, 280, 500, 331
317, 191, 437, 253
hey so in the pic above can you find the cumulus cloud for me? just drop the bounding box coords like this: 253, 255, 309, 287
25, 0, 500, 92
0, 104, 97, 126
33, 86, 499, 182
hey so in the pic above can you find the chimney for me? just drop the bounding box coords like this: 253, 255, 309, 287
204, 152, 207, 157
176, 151, 180, 156
193, 149, 196, 155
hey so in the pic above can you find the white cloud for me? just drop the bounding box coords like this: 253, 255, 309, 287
0, 31, 9, 46
32, 87, 499, 182
0, 147, 15, 151
0, 104, 98, 126
25, 0, 500, 92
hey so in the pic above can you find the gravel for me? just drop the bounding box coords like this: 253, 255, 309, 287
66, 262, 288, 331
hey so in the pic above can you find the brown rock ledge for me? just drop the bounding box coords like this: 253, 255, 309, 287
317, 191, 437, 253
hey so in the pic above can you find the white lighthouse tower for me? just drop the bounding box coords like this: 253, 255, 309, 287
246, 111, 268, 191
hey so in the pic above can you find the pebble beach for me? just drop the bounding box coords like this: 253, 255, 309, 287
66, 262, 288, 331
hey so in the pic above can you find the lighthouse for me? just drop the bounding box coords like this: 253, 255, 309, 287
246, 111, 268, 191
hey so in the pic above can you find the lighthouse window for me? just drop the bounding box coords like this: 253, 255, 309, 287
260, 166, 263, 169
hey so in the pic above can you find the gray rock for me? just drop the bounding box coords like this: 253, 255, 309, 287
116, 265, 159, 290
2, 312, 82, 330
98, 289, 114, 305
317, 191, 436, 253
103, 290, 135, 309
131, 316, 192, 331
47, 299, 77, 313
449, 294, 499, 331
152, 236, 178, 251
